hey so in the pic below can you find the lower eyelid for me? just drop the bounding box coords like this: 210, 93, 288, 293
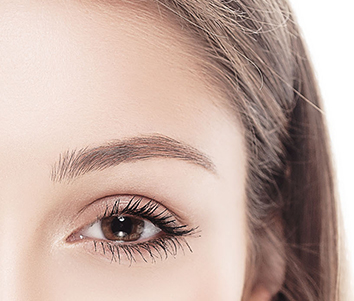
76, 235, 192, 265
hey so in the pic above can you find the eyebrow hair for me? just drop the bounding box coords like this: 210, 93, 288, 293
51, 134, 217, 183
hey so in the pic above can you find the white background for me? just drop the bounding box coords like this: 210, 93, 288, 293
290, 0, 354, 291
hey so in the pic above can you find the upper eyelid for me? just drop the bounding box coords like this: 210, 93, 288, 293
64, 194, 192, 243
76, 194, 185, 223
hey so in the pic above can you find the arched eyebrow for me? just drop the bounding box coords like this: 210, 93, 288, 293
51, 134, 217, 183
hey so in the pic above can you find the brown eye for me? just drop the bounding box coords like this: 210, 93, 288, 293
101, 216, 144, 242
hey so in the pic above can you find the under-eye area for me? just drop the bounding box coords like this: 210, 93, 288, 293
67, 195, 200, 265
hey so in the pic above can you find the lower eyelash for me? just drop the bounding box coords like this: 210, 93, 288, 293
92, 235, 194, 265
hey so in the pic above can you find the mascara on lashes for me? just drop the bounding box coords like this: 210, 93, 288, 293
67, 195, 200, 264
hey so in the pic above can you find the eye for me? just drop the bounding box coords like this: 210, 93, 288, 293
68, 195, 200, 264
81, 215, 161, 242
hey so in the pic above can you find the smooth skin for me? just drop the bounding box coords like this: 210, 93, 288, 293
0, 1, 270, 300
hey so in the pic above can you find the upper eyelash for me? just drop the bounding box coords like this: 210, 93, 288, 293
99, 195, 198, 237
84, 195, 200, 264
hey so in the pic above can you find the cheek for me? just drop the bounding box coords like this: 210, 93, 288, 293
194, 177, 247, 299
41, 242, 245, 301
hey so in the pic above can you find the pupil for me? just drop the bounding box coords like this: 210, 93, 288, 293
101, 215, 144, 241
111, 216, 133, 236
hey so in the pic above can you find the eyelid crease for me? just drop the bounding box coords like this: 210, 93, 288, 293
76, 194, 186, 223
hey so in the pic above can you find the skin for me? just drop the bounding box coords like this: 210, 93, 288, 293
0, 1, 270, 300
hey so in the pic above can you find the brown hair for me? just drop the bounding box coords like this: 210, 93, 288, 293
148, 0, 341, 300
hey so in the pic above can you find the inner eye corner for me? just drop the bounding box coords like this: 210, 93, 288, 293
65, 230, 81, 243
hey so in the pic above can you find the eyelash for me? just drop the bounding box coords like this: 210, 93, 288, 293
71, 196, 199, 265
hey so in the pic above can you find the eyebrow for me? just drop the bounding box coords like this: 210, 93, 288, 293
51, 134, 217, 183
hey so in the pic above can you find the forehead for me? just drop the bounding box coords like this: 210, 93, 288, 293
0, 5, 247, 294
0, 0, 201, 109
0, 0, 242, 171
1, 3, 210, 124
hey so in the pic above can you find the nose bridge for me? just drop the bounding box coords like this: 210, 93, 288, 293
0, 207, 31, 301
0, 188, 46, 301
0, 118, 59, 300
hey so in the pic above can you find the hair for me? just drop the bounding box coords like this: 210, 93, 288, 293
111, 0, 341, 299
